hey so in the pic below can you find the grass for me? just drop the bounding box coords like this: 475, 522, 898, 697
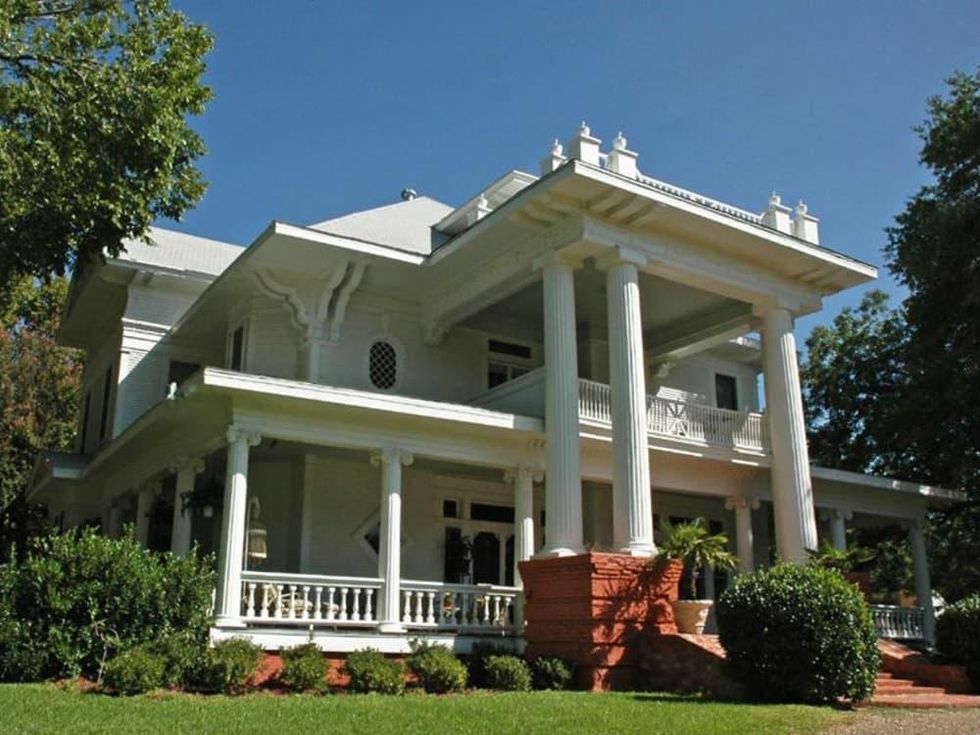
0, 684, 853, 735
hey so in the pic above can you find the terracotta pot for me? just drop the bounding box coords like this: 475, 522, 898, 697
671, 599, 714, 634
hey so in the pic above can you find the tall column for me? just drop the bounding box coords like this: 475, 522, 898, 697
214, 425, 261, 628
170, 458, 205, 556
135, 484, 157, 546
829, 509, 848, 552
908, 521, 936, 644
506, 467, 541, 586
759, 305, 818, 563
538, 253, 584, 557
726, 496, 757, 573
106, 502, 123, 539
602, 250, 655, 556
371, 448, 413, 633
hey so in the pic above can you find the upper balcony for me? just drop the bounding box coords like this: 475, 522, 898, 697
470, 368, 770, 455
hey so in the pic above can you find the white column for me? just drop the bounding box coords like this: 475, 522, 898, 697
371, 448, 413, 633
214, 425, 261, 628
135, 484, 157, 546
829, 509, 848, 552
726, 496, 756, 574
759, 305, 818, 563
170, 458, 205, 556
506, 468, 540, 586
602, 250, 655, 556
106, 503, 123, 539
538, 253, 584, 557
908, 521, 936, 644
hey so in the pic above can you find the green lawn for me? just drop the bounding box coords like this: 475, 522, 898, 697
0, 684, 853, 735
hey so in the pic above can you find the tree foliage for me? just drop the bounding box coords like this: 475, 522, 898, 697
0, 275, 81, 550
0, 0, 213, 284
801, 69, 980, 601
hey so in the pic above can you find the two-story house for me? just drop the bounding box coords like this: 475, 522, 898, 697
30, 124, 956, 655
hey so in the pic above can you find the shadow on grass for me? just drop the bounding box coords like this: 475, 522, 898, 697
630, 693, 849, 709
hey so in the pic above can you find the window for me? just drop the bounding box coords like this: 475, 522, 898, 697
168, 361, 200, 388
486, 338, 538, 389
715, 373, 738, 411
471, 502, 515, 524
229, 326, 245, 371
98, 366, 112, 441
368, 340, 398, 389
79, 392, 91, 453
442, 498, 461, 519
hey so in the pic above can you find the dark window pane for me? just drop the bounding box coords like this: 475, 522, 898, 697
98, 367, 112, 440
369, 341, 398, 389
487, 362, 509, 388
715, 374, 738, 410
471, 503, 515, 524
472, 532, 500, 584
488, 339, 531, 359
231, 327, 244, 370
443, 499, 460, 518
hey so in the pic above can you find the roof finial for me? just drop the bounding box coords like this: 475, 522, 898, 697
400, 188, 417, 201
613, 131, 628, 151
551, 138, 563, 156
769, 190, 781, 206
579, 120, 591, 136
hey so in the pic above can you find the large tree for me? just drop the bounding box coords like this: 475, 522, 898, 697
0, 275, 80, 553
802, 70, 980, 601
0, 0, 212, 285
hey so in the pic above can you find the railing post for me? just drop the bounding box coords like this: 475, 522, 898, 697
371, 448, 413, 633
214, 425, 261, 627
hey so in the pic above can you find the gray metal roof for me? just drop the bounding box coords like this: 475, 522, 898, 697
309, 196, 453, 255
112, 226, 243, 277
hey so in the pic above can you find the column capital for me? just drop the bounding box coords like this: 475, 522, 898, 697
226, 425, 262, 448
725, 495, 760, 511
818, 507, 853, 522
169, 456, 206, 476
531, 249, 584, 272
370, 447, 414, 468
595, 244, 647, 271
504, 467, 544, 485
140, 480, 163, 498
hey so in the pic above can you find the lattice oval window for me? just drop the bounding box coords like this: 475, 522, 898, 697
368, 340, 398, 390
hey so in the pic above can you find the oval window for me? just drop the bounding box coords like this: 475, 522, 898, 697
368, 340, 398, 390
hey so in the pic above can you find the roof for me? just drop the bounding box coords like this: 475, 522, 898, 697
112, 226, 243, 277
309, 196, 453, 255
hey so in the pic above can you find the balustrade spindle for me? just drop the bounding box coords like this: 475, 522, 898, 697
275, 585, 284, 619
246, 583, 256, 617
364, 589, 374, 622
351, 588, 361, 621
426, 592, 436, 624
339, 588, 349, 621
314, 586, 323, 620
326, 587, 336, 621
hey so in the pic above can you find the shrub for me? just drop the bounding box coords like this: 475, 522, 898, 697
466, 641, 511, 689
280, 643, 328, 692
716, 564, 879, 704
531, 656, 573, 690
483, 655, 532, 692
407, 640, 467, 694
148, 634, 207, 688
936, 593, 980, 685
342, 649, 404, 695
194, 638, 263, 695
0, 527, 214, 681
102, 646, 166, 695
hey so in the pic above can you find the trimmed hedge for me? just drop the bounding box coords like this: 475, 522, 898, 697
342, 649, 404, 695
716, 564, 879, 704
0, 528, 214, 682
194, 638, 263, 695
279, 643, 328, 692
530, 656, 573, 690
936, 593, 980, 686
407, 641, 467, 694
483, 655, 532, 692
102, 646, 167, 695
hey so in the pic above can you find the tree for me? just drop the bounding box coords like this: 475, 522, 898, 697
0, 276, 81, 554
801, 289, 911, 477
0, 0, 213, 285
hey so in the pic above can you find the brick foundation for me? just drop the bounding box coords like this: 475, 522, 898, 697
519, 552, 685, 690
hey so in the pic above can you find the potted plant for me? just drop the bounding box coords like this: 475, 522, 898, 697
659, 518, 738, 634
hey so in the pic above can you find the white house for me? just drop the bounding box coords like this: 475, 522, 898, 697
30, 124, 956, 653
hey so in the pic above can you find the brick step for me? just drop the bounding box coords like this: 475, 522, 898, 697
874, 682, 948, 696
869, 693, 980, 709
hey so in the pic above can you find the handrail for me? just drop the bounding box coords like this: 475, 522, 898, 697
870, 604, 926, 640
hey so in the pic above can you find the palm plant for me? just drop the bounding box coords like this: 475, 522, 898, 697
659, 518, 738, 599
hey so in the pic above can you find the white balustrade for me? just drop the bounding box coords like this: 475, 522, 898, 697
871, 605, 926, 640
241, 571, 382, 627
578, 378, 770, 452
400, 580, 521, 632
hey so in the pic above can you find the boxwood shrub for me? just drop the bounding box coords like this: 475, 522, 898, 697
936, 593, 980, 686
0, 528, 214, 682
102, 646, 167, 695
342, 649, 405, 694
279, 642, 328, 692
483, 655, 532, 692
407, 640, 467, 693
530, 656, 573, 690
716, 564, 879, 704
193, 638, 263, 695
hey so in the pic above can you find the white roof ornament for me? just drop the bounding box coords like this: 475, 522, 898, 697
566, 120, 601, 166
791, 199, 820, 244
540, 138, 566, 175
606, 131, 638, 178
761, 190, 792, 234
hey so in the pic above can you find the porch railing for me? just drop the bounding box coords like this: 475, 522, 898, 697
871, 604, 925, 640
578, 379, 770, 452
401, 580, 520, 632
240, 571, 521, 633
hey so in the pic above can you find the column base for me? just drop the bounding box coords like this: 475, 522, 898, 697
377, 621, 406, 634
618, 543, 656, 558
214, 615, 246, 629
534, 545, 586, 559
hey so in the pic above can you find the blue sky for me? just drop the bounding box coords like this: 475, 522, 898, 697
169, 1, 979, 337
